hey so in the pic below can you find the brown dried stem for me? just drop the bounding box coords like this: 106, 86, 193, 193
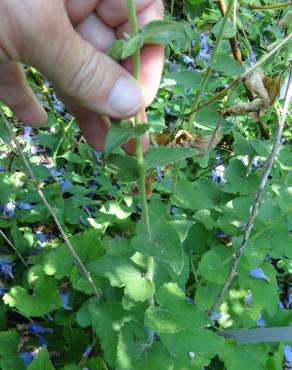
0, 111, 101, 300
249, 2, 292, 9
208, 67, 292, 316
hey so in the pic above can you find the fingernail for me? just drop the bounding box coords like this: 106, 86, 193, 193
107, 77, 143, 116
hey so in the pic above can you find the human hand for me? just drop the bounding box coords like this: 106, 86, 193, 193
0, 0, 164, 154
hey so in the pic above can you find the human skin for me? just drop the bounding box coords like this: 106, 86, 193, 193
0, 0, 164, 154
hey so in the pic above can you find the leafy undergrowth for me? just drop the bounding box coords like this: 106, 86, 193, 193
0, 0, 292, 369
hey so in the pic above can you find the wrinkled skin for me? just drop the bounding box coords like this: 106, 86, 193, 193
0, 0, 164, 153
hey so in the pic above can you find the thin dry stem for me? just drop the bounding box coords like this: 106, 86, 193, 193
208, 67, 292, 315
0, 229, 28, 267
0, 111, 101, 300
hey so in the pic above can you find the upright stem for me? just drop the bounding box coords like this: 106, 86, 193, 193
127, 1, 153, 282
166, 0, 235, 214
170, 0, 175, 17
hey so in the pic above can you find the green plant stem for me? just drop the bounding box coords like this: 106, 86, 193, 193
166, 0, 235, 214
127, 0, 154, 285
170, 0, 175, 17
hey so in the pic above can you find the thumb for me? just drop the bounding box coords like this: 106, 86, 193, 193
28, 17, 144, 119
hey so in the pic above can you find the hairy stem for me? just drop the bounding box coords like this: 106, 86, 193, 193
0, 229, 28, 268
127, 0, 154, 286
0, 111, 101, 301
208, 67, 292, 316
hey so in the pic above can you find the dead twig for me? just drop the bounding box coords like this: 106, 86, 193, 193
208, 67, 292, 316
249, 2, 292, 10
0, 229, 28, 268
0, 111, 101, 300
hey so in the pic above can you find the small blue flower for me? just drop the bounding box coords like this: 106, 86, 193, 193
164, 107, 171, 114
53, 104, 65, 114
60, 292, 72, 311
0, 288, 6, 296
256, 313, 267, 327
83, 345, 93, 358
244, 294, 253, 304
0, 165, 5, 172
80, 216, 89, 228
18, 351, 35, 366
35, 231, 47, 244
188, 297, 194, 305
60, 179, 73, 192
183, 55, 194, 65
38, 335, 48, 347
0, 259, 14, 279
210, 312, 222, 321
47, 166, 65, 177
29, 323, 53, 335
170, 63, 177, 72
211, 165, 226, 184
284, 345, 292, 364
249, 267, 270, 283
170, 206, 177, 216
17, 202, 34, 210
3, 202, 16, 218
278, 301, 285, 310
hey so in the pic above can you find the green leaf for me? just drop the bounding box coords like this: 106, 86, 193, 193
116, 321, 148, 370
87, 302, 136, 367
142, 20, 185, 45
135, 342, 173, 370
165, 71, 202, 89
89, 255, 154, 302
238, 263, 279, 317
27, 347, 55, 370
213, 53, 244, 77
107, 154, 138, 182
104, 120, 149, 158
131, 217, 184, 275
171, 179, 214, 211
0, 172, 22, 203
219, 341, 269, 370
196, 245, 233, 284
160, 329, 225, 369
3, 274, 62, 317
43, 229, 104, 279
0, 330, 19, 358
145, 283, 210, 333
144, 147, 198, 170
212, 19, 236, 38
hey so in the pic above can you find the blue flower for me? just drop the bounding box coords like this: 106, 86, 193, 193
244, 294, 253, 304
2, 202, 16, 218
53, 104, 65, 115
170, 206, 177, 216
0, 259, 14, 279
278, 301, 285, 310
256, 313, 267, 327
35, 231, 47, 244
249, 267, 270, 283
60, 179, 73, 192
211, 165, 226, 184
284, 345, 292, 364
170, 63, 177, 72
0, 288, 6, 296
29, 323, 53, 335
83, 345, 93, 358
60, 292, 72, 311
0, 165, 5, 171
210, 312, 222, 321
183, 55, 194, 65
17, 202, 34, 210
80, 216, 89, 228
18, 351, 35, 366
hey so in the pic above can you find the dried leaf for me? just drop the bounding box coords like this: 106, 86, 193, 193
146, 171, 155, 199
248, 72, 270, 106
263, 76, 282, 105
169, 127, 222, 156
153, 133, 170, 147
224, 98, 264, 115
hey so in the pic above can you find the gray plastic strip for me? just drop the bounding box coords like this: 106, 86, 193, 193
218, 326, 292, 343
